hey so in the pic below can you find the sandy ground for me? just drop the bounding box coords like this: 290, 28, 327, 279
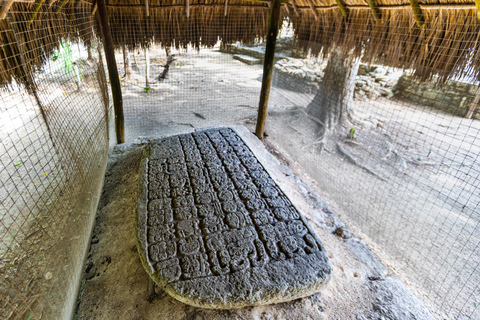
102, 44, 480, 319
74, 126, 434, 320
263, 100, 480, 319
0, 57, 109, 319
2, 42, 478, 319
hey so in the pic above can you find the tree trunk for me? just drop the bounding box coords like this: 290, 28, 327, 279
87, 42, 93, 61
122, 45, 131, 79
465, 89, 480, 119
307, 48, 360, 140
145, 47, 150, 88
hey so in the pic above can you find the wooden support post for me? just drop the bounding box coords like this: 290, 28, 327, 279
255, 0, 281, 139
367, 0, 380, 21
92, 2, 97, 15
476, 0, 480, 20
335, 0, 348, 19
290, 0, 299, 16
96, 0, 125, 144
306, 0, 318, 20
6, 16, 56, 152
27, 0, 45, 26
409, 0, 425, 27
145, 47, 149, 88
145, 0, 149, 16
55, 0, 68, 12
0, 0, 15, 19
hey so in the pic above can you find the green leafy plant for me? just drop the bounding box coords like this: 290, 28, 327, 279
144, 86, 150, 93
52, 41, 84, 90
348, 128, 355, 139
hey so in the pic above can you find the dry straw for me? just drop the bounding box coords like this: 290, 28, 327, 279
1, 0, 479, 87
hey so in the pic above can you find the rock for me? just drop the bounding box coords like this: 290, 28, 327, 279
333, 226, 351, 239
233, 54, 262, 65
286, 58, 305, 68
367, 89, 380, 99
378, 87, 391, 97
136, 128, 333, 309
358, 277, 436, 320
345, 238, 388, 277
371, 67, 387, 76
292, 69, 307, 78
356, 80, 367, 88
354, 90, 367, 100
306, 72, 317, 82
45, 271, 53, 280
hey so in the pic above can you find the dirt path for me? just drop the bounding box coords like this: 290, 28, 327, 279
113, 45, 480, 319
263, 99, 480, 319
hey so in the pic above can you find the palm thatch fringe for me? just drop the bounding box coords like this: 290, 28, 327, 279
0, 1, 95, 87
1, 0, 480, 87
293, 7, 480, 81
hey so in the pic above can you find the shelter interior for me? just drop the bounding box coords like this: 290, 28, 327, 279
0, 0, 479, 319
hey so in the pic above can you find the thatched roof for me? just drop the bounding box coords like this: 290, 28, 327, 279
0, 0, 479, 87
291, 0, 480, 81
0, 1, 95, 88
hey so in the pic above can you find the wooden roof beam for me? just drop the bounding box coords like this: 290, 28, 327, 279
55, 0, 68, 12
0, 0, 14, 18
335, 0, 348, 19
245, 0, 288, 5
224, 0, 228, 16
409, 0, 425, 27
367, 0, 380, 21
475, 0, 480, 20
290, 0, 299, 16
306, 0, 318, 20
186, 0, 189, 18
1, 0, 35, 19
28, 0, 45, 26
101, 3, 477, 11
284, 3, 290, 15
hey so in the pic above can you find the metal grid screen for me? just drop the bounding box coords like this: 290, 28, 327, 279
0, 2, 111, 319
1, 1, 479, 319
108, 6, 480, 320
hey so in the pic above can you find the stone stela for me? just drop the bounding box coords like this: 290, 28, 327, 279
137, 128, 332, 308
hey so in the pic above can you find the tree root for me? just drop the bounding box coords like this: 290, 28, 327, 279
336, 142, 387, 181
156, 55, 176, 81
342, 139, 362, 146
385, 141, 407, 171
176, 122, 196, 128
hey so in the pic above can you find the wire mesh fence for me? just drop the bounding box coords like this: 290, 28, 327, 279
1, 0, 479, 319
107, 8, 480, 320
0, 3, 111, 319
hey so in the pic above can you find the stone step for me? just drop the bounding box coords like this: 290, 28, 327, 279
233, 54, 262, 65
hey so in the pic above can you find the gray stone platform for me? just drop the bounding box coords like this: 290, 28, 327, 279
136, 127, 332, 309
233, 54, 262, 65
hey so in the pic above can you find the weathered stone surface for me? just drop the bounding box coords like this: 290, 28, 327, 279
233, 54, 262, 65
136, 128, 332, 308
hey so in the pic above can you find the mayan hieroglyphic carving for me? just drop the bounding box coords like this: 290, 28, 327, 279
141, 128, 327, 285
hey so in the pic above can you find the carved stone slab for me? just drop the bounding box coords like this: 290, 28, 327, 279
136, 128, 332, 308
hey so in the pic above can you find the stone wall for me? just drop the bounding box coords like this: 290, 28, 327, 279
273, 58, 403, 99
392, 74, 480, 119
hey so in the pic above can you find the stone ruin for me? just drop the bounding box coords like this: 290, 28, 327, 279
136, 128, 332, 308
